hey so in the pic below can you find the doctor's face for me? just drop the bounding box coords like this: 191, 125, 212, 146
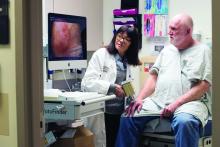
115, 32, 131, 56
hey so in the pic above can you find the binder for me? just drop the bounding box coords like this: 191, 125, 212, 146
121, 81, 135, 97
113, 8, 137, 16
113, 17, 136, 30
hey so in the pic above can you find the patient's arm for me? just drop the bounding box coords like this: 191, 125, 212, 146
161, 80, 211, 118
136, 73, 157, 101
125, 73, 157, 116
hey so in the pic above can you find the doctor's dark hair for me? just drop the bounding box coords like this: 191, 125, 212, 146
106, 25, 142, 66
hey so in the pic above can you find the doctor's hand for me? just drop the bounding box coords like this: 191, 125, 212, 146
115, 84, 125, 98
124, 99, 143, 117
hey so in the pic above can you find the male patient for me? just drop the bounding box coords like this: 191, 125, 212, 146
115, 13, 212, 147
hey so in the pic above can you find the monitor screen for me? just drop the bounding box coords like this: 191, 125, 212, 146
48, 13, 87, 70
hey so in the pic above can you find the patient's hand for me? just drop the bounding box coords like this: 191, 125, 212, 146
125, 99, 143, 117
161, 102, 179, 118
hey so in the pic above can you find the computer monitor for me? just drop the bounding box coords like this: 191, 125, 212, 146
48, 13, 87, 70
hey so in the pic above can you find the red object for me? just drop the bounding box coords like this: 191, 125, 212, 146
144, 67, 149, 72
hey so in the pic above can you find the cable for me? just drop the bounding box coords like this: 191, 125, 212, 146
62, 70, 72, 92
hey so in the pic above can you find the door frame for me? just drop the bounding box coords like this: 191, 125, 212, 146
15, 0, 43, 147
13, 0, 220, 147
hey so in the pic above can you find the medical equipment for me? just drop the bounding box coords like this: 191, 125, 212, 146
44, 89, 116, 122
47, 13, 87, 71
44, 89, 116, 147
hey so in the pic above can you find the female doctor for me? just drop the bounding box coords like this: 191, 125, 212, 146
81, 25, 141, 147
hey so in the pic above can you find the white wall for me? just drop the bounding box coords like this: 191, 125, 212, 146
43, 0, 103, 51
0, 0, 18, 146
103, 0, 212, 51
103, 0, 212, 93
169, 0, 212, 39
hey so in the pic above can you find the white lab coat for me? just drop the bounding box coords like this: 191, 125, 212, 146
81, 47, 132, 94
81, 47, 132, 147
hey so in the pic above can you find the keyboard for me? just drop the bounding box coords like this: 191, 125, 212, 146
58, 91, 105, 101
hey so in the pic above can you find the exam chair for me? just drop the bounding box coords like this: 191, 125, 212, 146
141, 119, 212, 147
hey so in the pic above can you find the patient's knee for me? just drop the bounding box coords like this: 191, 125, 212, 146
172, 114, 200, 131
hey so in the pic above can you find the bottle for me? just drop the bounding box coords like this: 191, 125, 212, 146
46, 70, 53, 89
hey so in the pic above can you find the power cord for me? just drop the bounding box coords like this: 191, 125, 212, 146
62, 70, 72, 92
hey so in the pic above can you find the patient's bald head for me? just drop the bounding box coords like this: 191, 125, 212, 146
172, 13, 193, 31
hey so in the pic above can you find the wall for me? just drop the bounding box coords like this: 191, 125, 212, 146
0, 0, 18, 146
169, 0, 211, 39
43, 0, 103, 51
103, 0, 212, 93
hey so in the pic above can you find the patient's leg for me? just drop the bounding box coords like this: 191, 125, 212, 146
171, 113, 201, 147
115, 116, 159, 147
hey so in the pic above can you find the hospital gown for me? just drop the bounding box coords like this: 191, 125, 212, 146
136, 44, 212, 131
